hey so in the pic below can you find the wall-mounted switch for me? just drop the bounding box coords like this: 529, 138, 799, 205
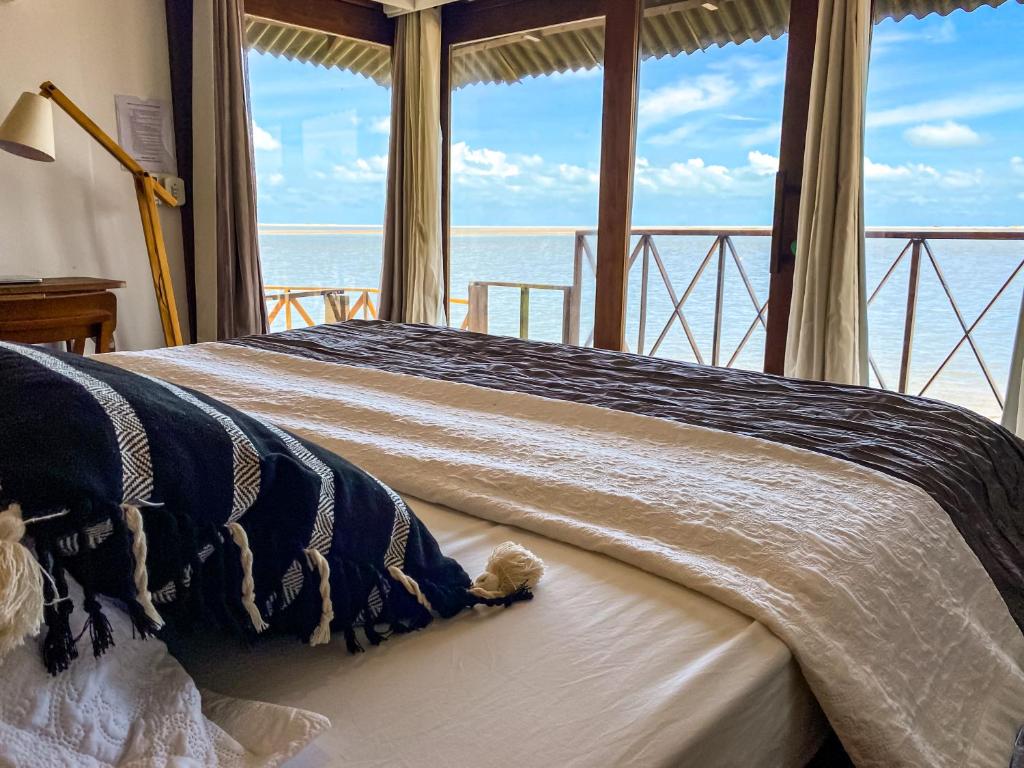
154, 174, 186, 207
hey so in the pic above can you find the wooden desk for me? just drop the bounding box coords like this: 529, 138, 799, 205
0, 277, 125, 353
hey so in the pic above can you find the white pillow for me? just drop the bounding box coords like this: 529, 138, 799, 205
0, 583, 330, 767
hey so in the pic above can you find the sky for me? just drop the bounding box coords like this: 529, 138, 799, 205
247, 3, 1024, 227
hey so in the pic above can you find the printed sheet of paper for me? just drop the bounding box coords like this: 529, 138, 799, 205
114, 95, 175, 174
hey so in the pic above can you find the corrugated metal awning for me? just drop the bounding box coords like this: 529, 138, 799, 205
452, 0, 1018, 86
244, 0, 1019, 89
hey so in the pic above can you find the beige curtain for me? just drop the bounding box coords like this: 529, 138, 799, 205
1001, 292, 1024, 435
379, 8, 443, 325
784, 0, 871, 385
207, 0, 267, 339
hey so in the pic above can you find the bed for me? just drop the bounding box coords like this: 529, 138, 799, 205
178, 495, 828, 767
88, 320, 1024, 767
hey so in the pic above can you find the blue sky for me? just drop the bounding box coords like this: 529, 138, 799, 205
248, 3, 1024, 227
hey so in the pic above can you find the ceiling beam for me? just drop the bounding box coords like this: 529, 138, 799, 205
244, 0, 395, 46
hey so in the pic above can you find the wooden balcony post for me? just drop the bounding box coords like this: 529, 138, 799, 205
764, 0, 820, 374
324, 291, 350, 324
569, 234, 584, 345
467, 282, 489, 334
519, 286, 530, 339
561, 286, 576, 345
898, 239, 923, 393
712, 236, 727, 367
593, 0, 642, 351
638, 235, 651, 355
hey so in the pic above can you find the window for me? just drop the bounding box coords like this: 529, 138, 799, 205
864, 4, 1024, 418
447, 20, 605, 344
624, 0, 789, 368
246, 17, 392, 330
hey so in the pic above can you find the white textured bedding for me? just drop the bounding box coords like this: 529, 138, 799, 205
178, 495, 827, 768
103, 342, 1024, 767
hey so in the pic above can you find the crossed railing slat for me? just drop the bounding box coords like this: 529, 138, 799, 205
573, 228, 1024, 416
575, 231, 768, 367
866, 239, 1024, 406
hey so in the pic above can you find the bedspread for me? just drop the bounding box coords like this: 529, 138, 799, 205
104, 342, 1024, 767
231, 322, 1024, 635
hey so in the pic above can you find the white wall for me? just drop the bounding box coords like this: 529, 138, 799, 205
0, 0, 188, 351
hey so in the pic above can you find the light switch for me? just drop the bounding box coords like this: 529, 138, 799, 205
155, 174, 186, 207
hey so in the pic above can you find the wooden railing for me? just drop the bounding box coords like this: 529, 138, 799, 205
265, 226, 1023, 412
264, 285, 470, 329
572, 227, 1024, 406
464, 281, 579, 344
864, 229, 1024, 407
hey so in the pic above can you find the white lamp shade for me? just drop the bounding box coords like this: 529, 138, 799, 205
0, 92, 55, 162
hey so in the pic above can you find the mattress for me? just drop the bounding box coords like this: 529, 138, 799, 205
176, 495, 828, 768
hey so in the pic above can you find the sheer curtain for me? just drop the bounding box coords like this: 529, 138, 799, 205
378, 8, 444, 325
784, 0, 872, 385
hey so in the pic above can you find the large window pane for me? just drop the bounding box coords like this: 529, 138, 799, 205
246, 19, 391, 330
449, 23, 604, 343
865, 4, 1024, 419
627, 0, 790, 369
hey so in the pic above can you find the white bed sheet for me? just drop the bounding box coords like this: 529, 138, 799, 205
178, 496, 828, 768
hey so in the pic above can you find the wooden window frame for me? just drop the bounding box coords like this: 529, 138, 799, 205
234, 0, 816, 369
440, 0, 641, 347
764, 0, 818, 374
441, 0, 814, 362
243, 0, 395, 45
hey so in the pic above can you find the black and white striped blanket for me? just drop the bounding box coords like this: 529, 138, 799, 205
0, 342, 530, 673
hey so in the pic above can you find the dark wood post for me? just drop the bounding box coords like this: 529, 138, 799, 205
764, 0, 820, 374
593, 0, 642, 351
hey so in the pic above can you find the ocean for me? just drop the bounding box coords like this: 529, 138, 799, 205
259, 227, 1024, 420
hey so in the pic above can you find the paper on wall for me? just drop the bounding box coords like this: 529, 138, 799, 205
114, 95, 175, 175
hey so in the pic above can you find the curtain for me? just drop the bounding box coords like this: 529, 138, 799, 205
210, 0, 267, 339
379, 8, 443, 325
1002, 292, 1024, 436
784, 0, 871, 385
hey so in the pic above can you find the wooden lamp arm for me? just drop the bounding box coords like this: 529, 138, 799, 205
38, 81, 178, 207
37, 81, 184, 347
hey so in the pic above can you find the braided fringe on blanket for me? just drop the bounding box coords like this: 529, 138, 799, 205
1, 494, 545, 671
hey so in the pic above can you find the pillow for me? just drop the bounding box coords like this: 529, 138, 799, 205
0, 579, 330, 767
0, 341, 542, 672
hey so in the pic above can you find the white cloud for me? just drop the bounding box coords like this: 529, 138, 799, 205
868, 90, 1024, 129
638, 75, 737, 129
252, 122, 280, 152
903, 120, 981, 148
267, 173, 285, 187
647, 123, 698, 147
635, 156, 734, 193
864, 157, 984, 191
939, 169, 984, 189
739, 121, 781, 148
746, 151, 778, 176
451, 142, 520, 179
872, 18, 957, 55
332, 154, 388, 183
370, 116, 390, 134
864, 157, 934, 181
1012, 157, 1024, 176
749, 70, 784, 90
556, 163, 599, 186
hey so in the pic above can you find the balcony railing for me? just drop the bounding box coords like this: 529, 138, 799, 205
571, 227, 1024, 412
264, 285, 470, 329
264, 226, 1024, 416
